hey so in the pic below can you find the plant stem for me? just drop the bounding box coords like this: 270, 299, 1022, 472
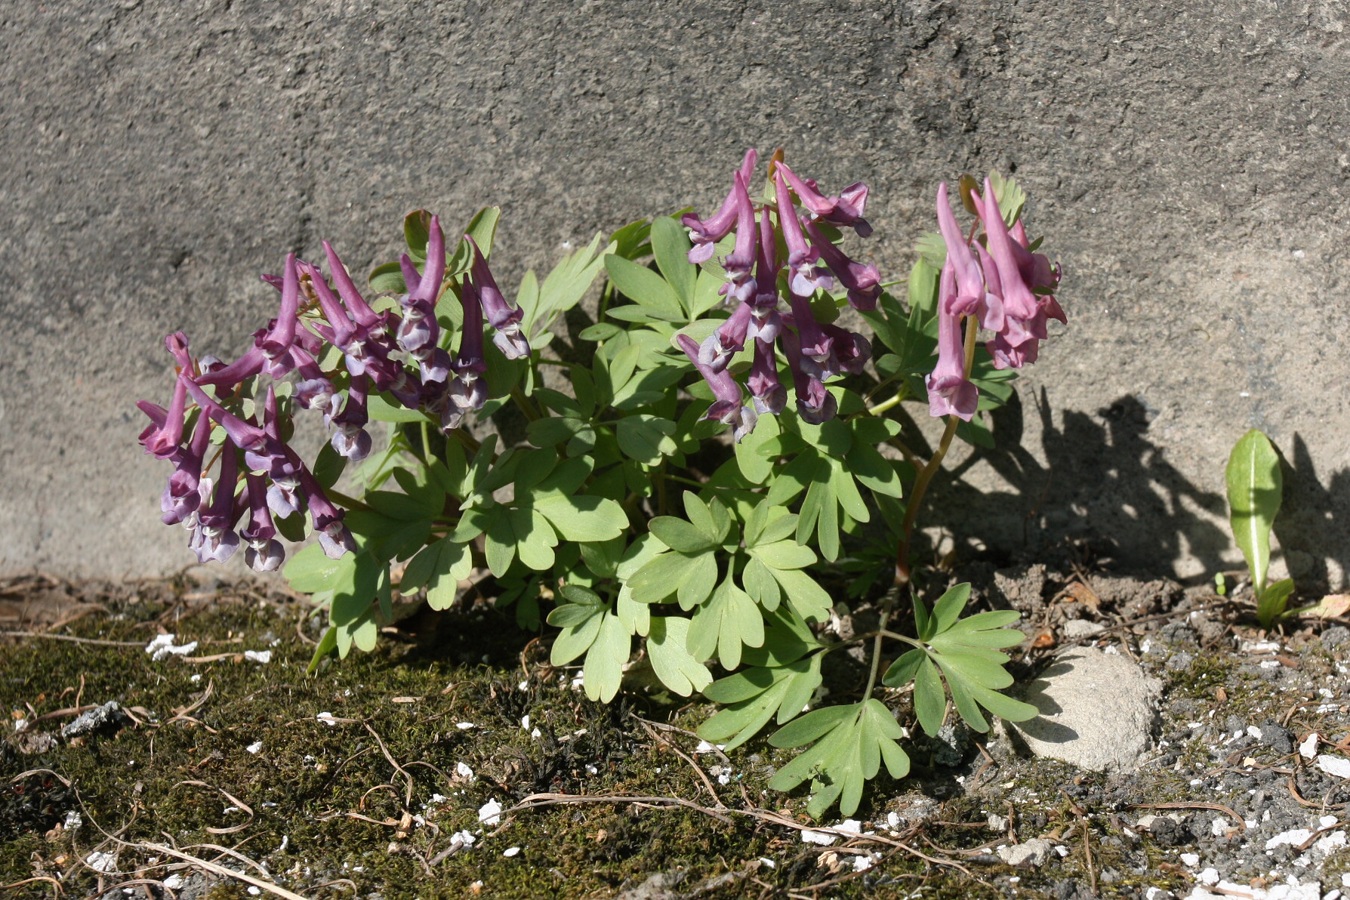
510, 385, 542, 422
866, 393, 905, 417
894, 314, 979, 587
862, 606, 892, 700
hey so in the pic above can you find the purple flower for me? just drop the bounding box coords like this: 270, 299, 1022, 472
259, 254, 301, 362
683, 149, 758, 264
718, 174, 759, 305
677, 334, 757, 442
979, 178, 1040, 322
775, 161, 872, 237
779, 329, 837, 425
397, 216, 446, 356
439, 271, 490, 433
189, 439, 242, 564
935, 182, 986, 317
748, 208, 784, 342
747, 338, 786, 415
775, 170, 834, 299
299, 468, 356, 559
699, 301, 754, 372
329, 372, 372, 462
180, 377, 268, 452
803, 219, 880, 311
240, 473, 284, 572
158, 411, 211, 525
466, 236, 530, 360
925, 261, 978, 421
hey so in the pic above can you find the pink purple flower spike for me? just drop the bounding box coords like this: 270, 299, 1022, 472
925, 262, 978, 422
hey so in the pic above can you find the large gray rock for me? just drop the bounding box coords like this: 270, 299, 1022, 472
1010, 647, 1162, 772
4, 2, 1350, 581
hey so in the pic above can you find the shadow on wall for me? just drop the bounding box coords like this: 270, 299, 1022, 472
1274, 434, 1350, 592
930, 392, 1230, 582
926, 393, 1350, 590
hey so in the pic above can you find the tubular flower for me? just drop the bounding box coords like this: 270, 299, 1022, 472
467, 236, 530, 360
677, 334, 757, 443
139, 212, 529, 568
925, 261, 978, 421
675, 151, 883, 437
683, 149, 758, 264
924, 176, 1065, 420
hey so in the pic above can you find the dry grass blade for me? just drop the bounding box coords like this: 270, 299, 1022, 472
175, 780, 255, 834
133, 843, 308, 900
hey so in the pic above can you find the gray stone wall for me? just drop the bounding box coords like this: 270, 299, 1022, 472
4, 1, 1348, 585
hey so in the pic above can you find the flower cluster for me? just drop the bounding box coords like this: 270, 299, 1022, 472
137, 218, 526, 570
927, 180, 1064, 421
679, 150, 882, 439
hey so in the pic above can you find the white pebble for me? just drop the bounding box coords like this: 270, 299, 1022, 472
478, 798, 503, 826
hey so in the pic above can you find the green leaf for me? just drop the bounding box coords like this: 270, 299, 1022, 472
767, 699, 909, 819
768, 567, 832, 622
616, 415, 678, 465
768, 704, 857, 749
750, 539, 815, 571
741, 557, 781, 611
583, 612, 630, 703
912, 658, 945, 734
521, 233, 610, 342
307, 625, 339, 673
649, 516, 717, 554
734, 411, 780, 484
284, 543, 355, 595
698, 654, 823, 750
931, 583, 971, 635
367, 393, 431, 423
647, 617, 713, 697
628, 551, 714, 606
684, 492, 730, 544
881, 647, 925, 689
368, 260, 407, 294
687, 577, 764, 670
547, 586, 607, 664
604, 255, 685, 321
987, 171, 1026, 226
649, 215, 697, 315
447, 207, 501, 273
534, 492, 629, 543
403, 209, 433, 260
400, 536, 473, 611
1225, 429, 1283, 595
1257, 577, 1296, 627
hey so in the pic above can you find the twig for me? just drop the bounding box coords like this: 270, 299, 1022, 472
133, 844, 308, 900
1130, 801, 1248, 830
0, 876, 63, 896
502, 791, 735, 825
363, 721, 416, 808
636, 719, 726, 808
174, 780, 254, 835
0, 632, 145, 647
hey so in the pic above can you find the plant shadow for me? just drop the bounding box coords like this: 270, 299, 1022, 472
926, 390, 1233, 583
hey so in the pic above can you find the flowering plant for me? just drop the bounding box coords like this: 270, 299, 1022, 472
138, 150, 1063, 817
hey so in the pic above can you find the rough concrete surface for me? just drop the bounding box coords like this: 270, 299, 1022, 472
1011, 646, 1163, 772
3, 2, 1349, 580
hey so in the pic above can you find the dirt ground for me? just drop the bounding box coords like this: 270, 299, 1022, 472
3, 567, 1349, 899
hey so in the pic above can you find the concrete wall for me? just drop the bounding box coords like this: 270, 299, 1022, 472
4, 1, 1349, 586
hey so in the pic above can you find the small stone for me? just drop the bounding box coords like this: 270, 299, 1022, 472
996, 838, 1053, 868
1009, 648, 1162, 772
1061, 619, 1105, 639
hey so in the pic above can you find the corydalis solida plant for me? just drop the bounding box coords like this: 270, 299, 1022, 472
138, 152, 1062, 818
137, 216, 524, 571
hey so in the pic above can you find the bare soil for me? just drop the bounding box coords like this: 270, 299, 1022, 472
3, 568, 1348, 899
